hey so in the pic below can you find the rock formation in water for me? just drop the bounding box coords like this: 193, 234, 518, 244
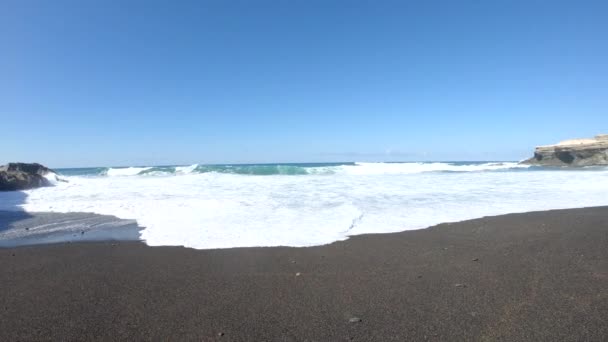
0, 163, 56, 191
522, 134, 608, 166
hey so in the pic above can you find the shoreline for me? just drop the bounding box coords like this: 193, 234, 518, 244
1, 204, 607, 250
0, 210, 143, 248
1, 206, 607, 340
10, 161, 608, 249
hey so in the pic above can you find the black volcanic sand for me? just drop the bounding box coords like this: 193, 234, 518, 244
1, 207, 607, 341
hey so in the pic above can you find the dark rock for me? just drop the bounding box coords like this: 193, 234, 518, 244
0, 163, 56, 191
521, 134, 608, 167
0, 163, 52, 175
472, 258, 479, 261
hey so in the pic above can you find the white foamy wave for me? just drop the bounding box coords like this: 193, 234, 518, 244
8, 167, 608, 250
105, 167, 152, 177
43, 172, 62, 185
175, 164, 198, 174
336, 162, 529, 175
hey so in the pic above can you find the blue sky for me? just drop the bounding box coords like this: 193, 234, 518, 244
1, 0, 607, 167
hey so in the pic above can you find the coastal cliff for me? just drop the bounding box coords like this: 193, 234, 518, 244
522, 134, 608, 166
0, 163, 56, 191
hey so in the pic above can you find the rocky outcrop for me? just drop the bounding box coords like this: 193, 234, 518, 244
0, 163, 56, 191
522, 134, 608, 166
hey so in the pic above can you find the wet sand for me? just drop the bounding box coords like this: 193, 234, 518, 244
1, 207, 607, 341
0, 210, 142, 247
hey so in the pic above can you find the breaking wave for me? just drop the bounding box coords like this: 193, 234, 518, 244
7, 162, 608, 250
58, 162, 531, 177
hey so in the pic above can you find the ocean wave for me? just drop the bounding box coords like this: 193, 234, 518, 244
175, 164, 199, 174
60, 162, 535, 177
336, 162, 530, 175
11, 163, 608, 250
42, 171, 63, 185
62, 162, 530, 177
104, 167, 153, 177
96, 164, 315, 176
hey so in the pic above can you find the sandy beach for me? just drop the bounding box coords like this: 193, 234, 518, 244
1, 206, 607, 341
4, 0, 608, 340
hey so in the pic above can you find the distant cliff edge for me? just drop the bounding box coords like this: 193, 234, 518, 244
522, 134, 608, 166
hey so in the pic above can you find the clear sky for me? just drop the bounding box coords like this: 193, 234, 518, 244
1, 0, 607, 167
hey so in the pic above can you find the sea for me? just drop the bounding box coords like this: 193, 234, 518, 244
2, 161, 608, 249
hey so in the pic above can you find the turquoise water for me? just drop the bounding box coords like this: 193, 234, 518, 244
56, 161, 538, 177
56, 163, 351, 176
6, 161, 608, 249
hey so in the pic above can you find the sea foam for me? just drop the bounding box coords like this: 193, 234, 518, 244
2, 162, 607, 249
96, 162, 528, 177
105, 167, 153, 176
334, 162, 529, 175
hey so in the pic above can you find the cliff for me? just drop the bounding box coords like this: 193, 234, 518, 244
522, 134, 608, 166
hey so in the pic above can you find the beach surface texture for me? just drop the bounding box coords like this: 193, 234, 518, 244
1, 207, 607, 341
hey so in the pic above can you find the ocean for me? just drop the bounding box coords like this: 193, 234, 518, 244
2, 161, 608, 249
